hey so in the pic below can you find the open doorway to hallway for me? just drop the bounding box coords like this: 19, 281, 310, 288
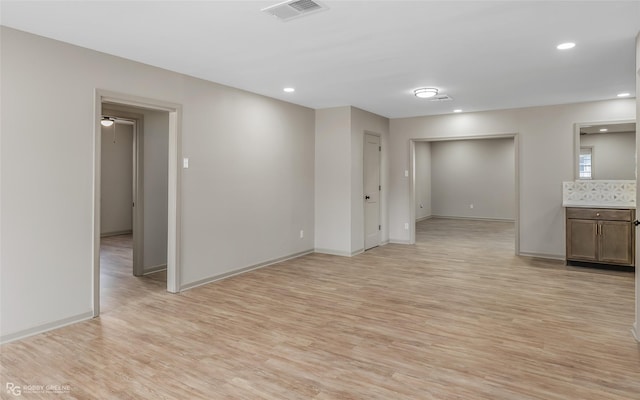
93, 90, 181, 317
98, 102, 170, 312
412, 135, 518, 252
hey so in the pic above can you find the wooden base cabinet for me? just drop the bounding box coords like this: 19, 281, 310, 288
566, 208, 635, 267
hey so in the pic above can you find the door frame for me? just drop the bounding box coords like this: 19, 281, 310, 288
93, 89, 182, 317
363, 131, 382, 250
408, 133, 520, 255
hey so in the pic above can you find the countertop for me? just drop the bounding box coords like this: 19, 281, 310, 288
562, 201, 635, 209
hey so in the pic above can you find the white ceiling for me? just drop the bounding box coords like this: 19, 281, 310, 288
1, 1, 639, 118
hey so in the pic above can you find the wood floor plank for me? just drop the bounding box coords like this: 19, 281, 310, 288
1, 220, 639, 399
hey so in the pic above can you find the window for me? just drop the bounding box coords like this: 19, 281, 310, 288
579, 147, 593, 179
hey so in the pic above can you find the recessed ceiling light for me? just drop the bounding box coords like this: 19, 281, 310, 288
599, 128, 608, 132
414, 88, 438, 98
617, 92, 630, 97
556, 42, 576, 50
453, 109, 462, 113
283, 87, 295, 93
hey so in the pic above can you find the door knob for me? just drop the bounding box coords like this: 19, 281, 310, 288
365, 195, 370, 200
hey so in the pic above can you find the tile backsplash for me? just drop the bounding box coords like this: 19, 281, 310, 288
562, 180, 635, 207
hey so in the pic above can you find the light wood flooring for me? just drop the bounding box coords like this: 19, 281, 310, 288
1, 219, 639, 399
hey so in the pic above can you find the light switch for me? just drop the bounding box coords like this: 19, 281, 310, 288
404, 170, 409, 177
183, 158, 189, 169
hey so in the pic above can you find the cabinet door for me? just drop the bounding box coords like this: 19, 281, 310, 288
599, 220, 633, 265
567, 219, 598, 261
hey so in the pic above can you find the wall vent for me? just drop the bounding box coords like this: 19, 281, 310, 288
429, 94, 453, 102
262, 0, 329, 21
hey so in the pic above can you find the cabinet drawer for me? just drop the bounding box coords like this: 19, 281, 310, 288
566, 208, 633, 221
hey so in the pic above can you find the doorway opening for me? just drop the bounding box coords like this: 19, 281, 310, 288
93, 90, 182, 317
409, 134, 520, 254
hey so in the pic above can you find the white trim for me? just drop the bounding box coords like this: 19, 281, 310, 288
518, 251, 566, 261
314, 248, 364, 257
166, 110, 182, 293
181, 250, 313, 291
409, 140, 416, 244
632, 323, 639, 342
0, 311, 93, 345
429, 215, 515, 223
100, 230, 133, 238
93, 89, 182, 318
415, 215, 433, 222
388, 239, 413, 245
143, 264, 167, 275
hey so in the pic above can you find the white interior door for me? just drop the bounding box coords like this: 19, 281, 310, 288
364, 133, 381, 250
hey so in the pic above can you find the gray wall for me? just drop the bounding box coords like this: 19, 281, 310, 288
314, 106, 390, 256
414, 142, 431, 220
1, 27, 315, 341
389, 99, 636, 257
580, 131, 635, 180
100, 123, 133, 235
314, 107, 352, 255
431, 138, 515, 220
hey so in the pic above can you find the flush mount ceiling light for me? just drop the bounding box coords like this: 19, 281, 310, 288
617, 92, 631, 97
283, 87, 295, 93
414, 88, 438, 98
599, 128, 608, 132
556, 42, 576, 50
453, 109, 462, 113
101, 117, 114, 127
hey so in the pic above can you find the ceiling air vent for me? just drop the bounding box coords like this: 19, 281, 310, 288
429, 94, 453, 102
262, 0, 329, 21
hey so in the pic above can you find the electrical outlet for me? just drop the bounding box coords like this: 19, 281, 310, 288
299, 230, 304, 239
470, 204, 474, 209
404, 222, 409, 230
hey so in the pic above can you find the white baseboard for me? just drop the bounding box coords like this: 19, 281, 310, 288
0, 311, 94, 345
518, 251, 565, 261
314, 248, 352, 257
100, 230, 133, 238
181, 249, 314, 291
431, 215, 515, 223
143, 264, 167, 275
632, 323, 639, 343
315, 248, 366, 257
416, 215, 432, 222
388, 239, 413, 245
380, 239, 389, 246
